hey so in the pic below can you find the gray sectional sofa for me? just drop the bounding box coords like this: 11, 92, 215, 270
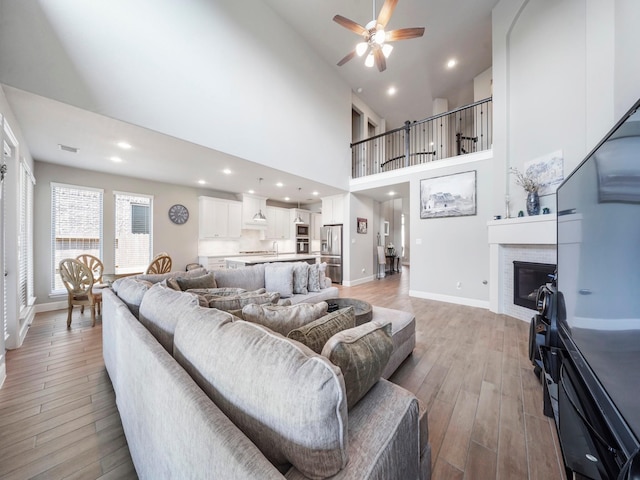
103, 265, 431, 479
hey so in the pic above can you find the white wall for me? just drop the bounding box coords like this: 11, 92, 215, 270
34, 162, 235, 308
492, 0, 640, 217
0, 0, 352, 190
345, 193, 376, 285
409, 155, 493, 308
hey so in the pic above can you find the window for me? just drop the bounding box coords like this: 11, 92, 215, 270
51, 183, 103, 294
115, 192, 152, 274
19, 160, 35, 315
131, 203, 150, 234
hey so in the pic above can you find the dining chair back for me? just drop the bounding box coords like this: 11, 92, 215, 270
145, 254, 172, 274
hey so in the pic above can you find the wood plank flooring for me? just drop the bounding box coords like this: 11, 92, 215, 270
0, 268, 565, 479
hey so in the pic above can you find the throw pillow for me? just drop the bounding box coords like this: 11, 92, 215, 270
264, 263, 294, 298
307, 263, 321, 292
318, 262, 328, 289
287, 306, 356, 354
207, 291, 280, 311
165, 277, 181, 291
186, 287, 250, 296
241, 302, 329, 336
291, 262, 309, 295
322, 321, 393, 409
175, 272, 216, 291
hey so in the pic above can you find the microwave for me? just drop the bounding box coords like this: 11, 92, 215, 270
296, 224, 309, 237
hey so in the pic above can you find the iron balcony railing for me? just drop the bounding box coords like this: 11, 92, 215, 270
351, 97, 492, 178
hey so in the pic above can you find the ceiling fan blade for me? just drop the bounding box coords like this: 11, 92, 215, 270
333, 15, 368, 36
376, 0, 398, 28
374, 48, 386, 72
337, 50, 357, 66
386, 27, 425, 42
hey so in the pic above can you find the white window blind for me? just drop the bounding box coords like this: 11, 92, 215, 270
51, 183, 103, 294
114, 192, 152, 275
19, 160, 35, 313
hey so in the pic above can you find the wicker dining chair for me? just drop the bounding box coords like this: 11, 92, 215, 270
145, 254, 172, 274
76, 253, 108, 287
59, 258, 102, 327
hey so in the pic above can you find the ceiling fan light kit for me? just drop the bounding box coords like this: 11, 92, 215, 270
333, 0, 424, 72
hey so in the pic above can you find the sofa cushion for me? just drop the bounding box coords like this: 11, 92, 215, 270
322, 321, 393, 409
138, 283, 204, 353
307, 263, 321, 292
206, 291, 280, 311
113, 278, 153, 318
213, 264, 266, 291
264, 263, 294, 298
175, 272, 216, 291
133, 267, 208, 285
287, 307, 356, 354
241, 301, 328, 336
291, 262, 309, 295
173, 314, 348, 479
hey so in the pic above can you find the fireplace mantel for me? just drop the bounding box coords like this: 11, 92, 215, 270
487, 214, 557, 317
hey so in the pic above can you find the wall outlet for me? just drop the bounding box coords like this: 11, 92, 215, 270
361, 268, 366, 273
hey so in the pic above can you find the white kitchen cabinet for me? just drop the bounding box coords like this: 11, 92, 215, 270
199, 196, 242, 239
322, 195, 344, 225
265, 206, 291, 239
198, 256, 227, 270
238, 193, 267, 229
290, 209, 311, 238
311, 212, 322, 240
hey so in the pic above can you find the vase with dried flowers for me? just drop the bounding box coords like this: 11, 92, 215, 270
510, 167, 540, 215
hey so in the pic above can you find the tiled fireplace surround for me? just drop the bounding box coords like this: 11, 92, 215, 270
487, 214, 557, 321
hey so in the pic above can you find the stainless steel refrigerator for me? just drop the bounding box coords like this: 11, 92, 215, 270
320, 224, 343, 284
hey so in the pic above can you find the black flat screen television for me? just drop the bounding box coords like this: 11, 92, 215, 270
554, 97, 640, 479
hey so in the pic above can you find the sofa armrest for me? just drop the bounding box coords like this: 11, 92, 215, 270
285, 379, 423, 480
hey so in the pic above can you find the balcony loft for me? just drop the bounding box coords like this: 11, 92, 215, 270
351, 97, 492, 179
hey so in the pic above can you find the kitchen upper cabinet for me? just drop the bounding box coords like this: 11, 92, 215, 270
311, 212, 322, 240
322, 195, 345, 225
238, 193, 268, 229
199, 196, 242, 239
265, 206, 290, 239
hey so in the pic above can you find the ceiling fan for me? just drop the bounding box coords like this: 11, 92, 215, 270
333, 0, 425, 72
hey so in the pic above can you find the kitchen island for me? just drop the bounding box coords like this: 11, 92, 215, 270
224, 253, 319, 269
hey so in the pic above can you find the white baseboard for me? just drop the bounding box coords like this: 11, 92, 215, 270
409, 290, 490, 310
342, 275, 375, 287
35, 301, 67, 313
0, 356, 6, 389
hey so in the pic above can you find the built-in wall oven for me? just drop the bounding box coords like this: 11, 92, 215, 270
296, 224, 310, 254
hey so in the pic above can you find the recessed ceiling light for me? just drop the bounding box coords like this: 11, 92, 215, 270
284, 197, 290, 201
356, 87, 363, 93
387, 86, 397, 96
248, 189, 255, 194
197, 179, 206, 185
276, 182, 284, 187
223, 168, 232, 175
447, 58, 457, 68
388, 191, 396, 196
312, 191, 319, 196
110, 156, 123, 163
117, 141, 132, 149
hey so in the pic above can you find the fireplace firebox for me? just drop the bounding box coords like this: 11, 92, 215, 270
513, 261, 556, 310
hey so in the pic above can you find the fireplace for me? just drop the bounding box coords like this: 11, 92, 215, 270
513, 261, 556, 310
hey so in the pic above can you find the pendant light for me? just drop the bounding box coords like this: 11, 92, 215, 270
252, 178, 267, 222
293, 188, 304, 224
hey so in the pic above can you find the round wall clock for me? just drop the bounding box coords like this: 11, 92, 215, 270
168, 204, 189, 225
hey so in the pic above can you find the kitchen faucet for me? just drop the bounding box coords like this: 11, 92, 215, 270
272, 241, 278, 257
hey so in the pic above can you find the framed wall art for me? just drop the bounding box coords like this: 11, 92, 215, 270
357, 217, 368, 234
420, 170, 477, 219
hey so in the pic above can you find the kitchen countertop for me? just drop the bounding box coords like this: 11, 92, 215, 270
223, 253, 319, 265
